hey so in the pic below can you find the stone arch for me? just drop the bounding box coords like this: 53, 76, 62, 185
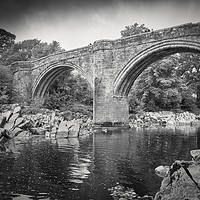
114, 39, 200, 97
32, 62, 93, 98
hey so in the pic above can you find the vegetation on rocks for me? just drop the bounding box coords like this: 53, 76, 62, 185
108, 183, 153, 200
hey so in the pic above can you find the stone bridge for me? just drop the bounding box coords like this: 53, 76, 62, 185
10, 22, 200, 124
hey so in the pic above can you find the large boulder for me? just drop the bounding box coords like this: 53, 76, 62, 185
154, 160, 200, 200
67, 119, 81, 138
57, 120, 68, 138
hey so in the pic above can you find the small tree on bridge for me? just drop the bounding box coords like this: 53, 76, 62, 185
121, 23, 151, 37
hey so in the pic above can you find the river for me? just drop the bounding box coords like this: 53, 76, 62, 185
0, 125, 200, 200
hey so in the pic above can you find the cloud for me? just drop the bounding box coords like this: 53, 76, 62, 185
0, 0, 199, 50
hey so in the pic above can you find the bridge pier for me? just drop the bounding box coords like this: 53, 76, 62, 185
93, 95, 129, 125
10, 62, 33, 103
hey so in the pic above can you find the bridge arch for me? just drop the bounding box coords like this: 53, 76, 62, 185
114, 39, 200, 97
32, 62, 93, 98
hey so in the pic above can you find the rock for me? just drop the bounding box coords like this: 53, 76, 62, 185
154, 160, 200, 200
15, 131, 31, 138
66, 119, 75, 129
51, 127, 57, 134
57, 120, 68, 133
190, 149, 200, 161
30, 127, 46, 135
68, 120, 81, 138
155, 165, 170, 178
0, 116, 6, 128
0, 116, 4, 125
4, 110, 12, 122
50, 111, 56, 125
14, 117, 24, 127
18, 120, 30, 129
45, 131, 51, 138
13, 106, 21, 114
10, 127, 23, 137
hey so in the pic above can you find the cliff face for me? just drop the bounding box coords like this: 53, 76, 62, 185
154, 151, 200, 200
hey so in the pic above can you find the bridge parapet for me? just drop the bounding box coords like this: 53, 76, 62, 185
30, 45, 93, 67
93, 22, 200, 50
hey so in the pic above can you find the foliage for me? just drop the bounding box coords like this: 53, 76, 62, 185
175, 53, 200, 108
1, 39, 64, 66
129, 56, 198, 112
0, 65, 14, 104
0, 28, 16, 56
44, 70, 93, 112
121, 23, 151, 37
0, 29, 92, 113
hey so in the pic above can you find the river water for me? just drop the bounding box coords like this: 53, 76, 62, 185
0, 125, 200, 200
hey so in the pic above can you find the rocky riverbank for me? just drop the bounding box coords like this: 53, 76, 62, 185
129, 111, 200, 128
0, 105, 93, 143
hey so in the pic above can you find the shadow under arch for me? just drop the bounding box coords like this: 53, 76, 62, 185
114, 39, 200, 97
32, 62, 93, 98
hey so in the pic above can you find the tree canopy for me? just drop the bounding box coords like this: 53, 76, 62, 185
121, 23, 151, 37
1, 39, 64, 66
0, 29, 16, 54
129, 53, 200, 113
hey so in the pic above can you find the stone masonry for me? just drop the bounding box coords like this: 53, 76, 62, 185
10, 22, 200, 124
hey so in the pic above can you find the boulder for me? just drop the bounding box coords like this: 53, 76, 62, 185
190, 149, 200, 163
13, 106, 21, 114
154, 160, 200, 200
190, 149, 200, 160
15, 131, 31, 138
4, 110, 12, 122
57, 120, 68, 133
155, 165, 170, 178
68, 120, 81, 138
10, 127, 23, 137
4, 113, 19, 130
30, 127, 46, 135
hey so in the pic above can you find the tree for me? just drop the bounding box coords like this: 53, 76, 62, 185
175, 53, 200, 108
0, 29, 16, 54
0, 65, 14, 104
0, 29, 16, 65
44, 70, 93, 110
121, 23, 151, 37
1, 39, 64, 66
129, 57, 195, 112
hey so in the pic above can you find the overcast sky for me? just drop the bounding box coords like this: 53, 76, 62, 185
0, 0, 200, 50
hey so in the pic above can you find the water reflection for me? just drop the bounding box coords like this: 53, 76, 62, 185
0, 125, 199, 199
196, 127, 200, 149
